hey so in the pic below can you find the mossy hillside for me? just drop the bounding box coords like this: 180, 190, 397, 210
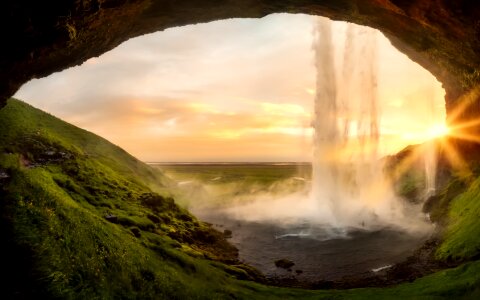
0, 99, 242, 298
436, 173, 480, 262
1, 166, 275, 299
386, 140, 480, 262
423, 176, 468, 224
1, 98, 480, 299
0, 98, 172, 194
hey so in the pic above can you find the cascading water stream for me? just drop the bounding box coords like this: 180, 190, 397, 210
311, 18, 412, 229
424, 88, 437, 198
216, 17, 433, 235
311, 17, 341, 225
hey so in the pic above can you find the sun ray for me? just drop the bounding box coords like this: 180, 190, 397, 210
438, 137, 472, 177
388, 144, 425, 182
448, 131, 480, 144
446, 86, 480, 125
449, 117, 480, 133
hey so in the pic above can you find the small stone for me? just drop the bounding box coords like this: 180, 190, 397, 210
274, 258, 295, 269
104, 214, 118, 223
0, 170, 9, 179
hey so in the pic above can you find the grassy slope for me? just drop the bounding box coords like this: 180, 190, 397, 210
436, 174, 480, 261
0, 99, 243, 299
1, 99, 480, 299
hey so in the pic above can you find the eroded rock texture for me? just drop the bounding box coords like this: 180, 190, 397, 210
1, 1, 479, 121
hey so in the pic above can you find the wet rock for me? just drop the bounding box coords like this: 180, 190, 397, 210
223, 229, 232, 238
0, 170, 9, 179
146, 214, 160, 224
104, 214, 118, 223
295, 270, 303, 275
131, 227, 141, 238
178, 213, 193, 222
45, 150, 56, 156
274, 258, 295, 269
159, 215, 171, 224
139, 193, 177, 212
192, 229, 217, 244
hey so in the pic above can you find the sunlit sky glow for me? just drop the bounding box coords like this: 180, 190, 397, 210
15, 14, 446, 162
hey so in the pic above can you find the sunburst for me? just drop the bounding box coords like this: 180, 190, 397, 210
389, 86, 480, 182
426, 124, 450, 139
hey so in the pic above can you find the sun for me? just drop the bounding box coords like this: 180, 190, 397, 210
390, 87, 480, 183
426, 123, 450, 139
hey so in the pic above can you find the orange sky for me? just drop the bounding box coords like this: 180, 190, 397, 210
15, 14, 446, 162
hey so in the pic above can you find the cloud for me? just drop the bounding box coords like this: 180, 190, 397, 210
14, 14, 445, 161
43, 93, 312, 161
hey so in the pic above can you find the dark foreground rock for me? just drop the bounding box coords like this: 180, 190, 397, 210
275, 259, 295, 269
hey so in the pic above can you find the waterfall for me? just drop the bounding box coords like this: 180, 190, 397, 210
311, 17, 340, 224
311, 18, 395, 228
424, 88, 437, 197
424, 140, 437, 197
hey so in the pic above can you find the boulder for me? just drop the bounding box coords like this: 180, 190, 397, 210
274, 258, 295, 269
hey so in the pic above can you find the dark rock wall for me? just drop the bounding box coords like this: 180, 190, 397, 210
1, 0, 479, 123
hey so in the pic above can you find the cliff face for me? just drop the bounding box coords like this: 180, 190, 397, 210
1, 1, 479, 120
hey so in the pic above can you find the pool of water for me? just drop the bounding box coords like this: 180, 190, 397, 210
198, 212, 430, 282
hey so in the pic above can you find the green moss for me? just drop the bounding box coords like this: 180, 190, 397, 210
437, 176, 480, 261
117, 215, 156, 231
396, 169, 425, 202
424, 177, 468, 224
0, 99, 244, 298
0, 153, 20, 169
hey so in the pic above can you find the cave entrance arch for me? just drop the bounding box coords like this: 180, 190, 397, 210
2, 1, 479, 124
14, 14, 447, 163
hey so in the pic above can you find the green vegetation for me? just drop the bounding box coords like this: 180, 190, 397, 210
385, 145, 429, 204
437, 174, 480, 261
1, 98, 480, 299
388, 142, 480, 262
157, 164, 309, 185
156, 164, 309, 208
0, 99, 243, 298
423, 176, 468, 224
395, 169, 426, 203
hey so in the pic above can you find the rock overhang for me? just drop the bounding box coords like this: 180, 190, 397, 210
1, 1, 479, 121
